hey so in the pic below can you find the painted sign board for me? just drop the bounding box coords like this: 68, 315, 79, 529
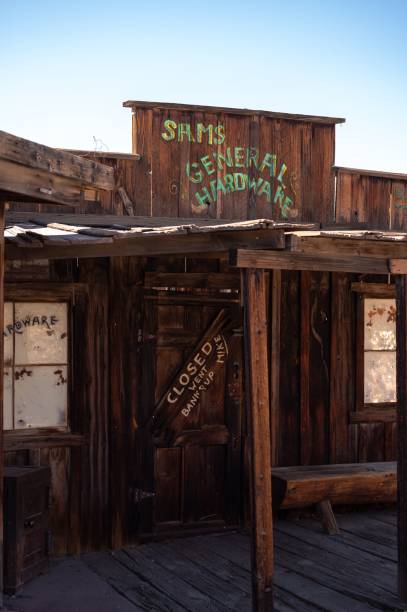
150, 309, 232, 444
125, 101, 340, 224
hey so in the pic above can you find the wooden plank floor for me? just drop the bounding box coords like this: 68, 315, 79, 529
81, 509, 406, 612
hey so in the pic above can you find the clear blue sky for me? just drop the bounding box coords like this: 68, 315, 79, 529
1, 0, 406, 172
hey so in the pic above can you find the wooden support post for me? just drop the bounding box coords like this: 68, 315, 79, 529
243, 269, 274, 611
396, 275, 407, 602
0, 202, 5, 607
270, 270, 281, 467
316, 499, 339, 535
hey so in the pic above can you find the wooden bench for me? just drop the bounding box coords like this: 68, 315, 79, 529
272, 462, 397, 534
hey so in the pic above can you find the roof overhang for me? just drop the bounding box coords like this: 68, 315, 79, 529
4, 214, 315, 260
6, 214, 407, 274
123, 100, 345, 126
230, 229, 407, 274
0, 131, 115, 207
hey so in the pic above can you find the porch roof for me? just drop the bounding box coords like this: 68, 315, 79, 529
4, 213, 315, 260
5, 212, 407, 273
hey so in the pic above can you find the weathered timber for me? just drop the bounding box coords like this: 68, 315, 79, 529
0, 131, 115, 190
300, 271, 311, 465
0, 203, 4, 605
0, 159, 86, 208
126, 103, 337, 222
149, 309, 230, 441
5, 212, 318, 229
288, 234, 407, 259
243, 269, 274, 611
170, 425, 230, 447
334, 166, 407, 182
4, 432, 87, 451
330, 273, 355, 463
6, 229, 285, 260
350, 409, 397, 424
9, 514, 405, 612
62, 149, 141, 162
272, 462, 397, 510
123, 100, 345, 124
231, 249, 391, 273
335, 167, 407, 231
351, 281, 395, 296
396, 275, 407, 600
316, 499, 340, 535
270, 270, 281, 466
144, 272, 240, 290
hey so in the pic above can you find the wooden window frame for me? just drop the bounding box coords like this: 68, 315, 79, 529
352, 282, 397, 424
3, 283, 88, 449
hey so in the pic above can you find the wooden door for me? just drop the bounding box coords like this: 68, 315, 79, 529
135, 286, 244, 538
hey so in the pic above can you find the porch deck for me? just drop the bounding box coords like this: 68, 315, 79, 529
5, 509, 405, 612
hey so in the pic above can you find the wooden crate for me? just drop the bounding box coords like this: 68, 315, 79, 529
3, 466, 51, 594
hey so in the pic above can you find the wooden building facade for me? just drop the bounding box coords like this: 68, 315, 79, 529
3, 102, 407, 609
0, 130, 115, 603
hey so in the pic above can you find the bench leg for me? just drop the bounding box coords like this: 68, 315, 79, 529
316, 499, 340, 535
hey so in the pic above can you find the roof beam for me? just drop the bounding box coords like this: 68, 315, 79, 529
0, 130, 115, 191
5, 228, 285, 261
288, 233, 407, 260
0, 159, 85, 208
230, 248, 395, 274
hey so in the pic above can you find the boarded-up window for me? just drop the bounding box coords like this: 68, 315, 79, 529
364, 298, 396, 404
4, 302, 68, 430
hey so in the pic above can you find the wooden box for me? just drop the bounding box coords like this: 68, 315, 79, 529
3, 466, 51, 594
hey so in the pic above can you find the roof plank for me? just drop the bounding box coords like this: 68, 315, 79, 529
5, 212, 319, 230
123, 100, 345, 125
5, 228, 285, 260
0, 130, 115, 190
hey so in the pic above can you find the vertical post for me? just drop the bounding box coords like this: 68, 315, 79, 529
270, 270, 281, 467
243, 268, 274, 611
0, 202, 5, 607
396, 275, 407, 601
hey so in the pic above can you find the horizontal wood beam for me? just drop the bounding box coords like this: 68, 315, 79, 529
123, 100, 345, 125
230, 249, 393, 274
288, 234, 407, 260
0, 130, 115, 190
349, 409, 396, 424
0, 159, 85, 207
351, 282, 395, 296
396, 274, 407, 600
144, 272, 240, 290
4, 432, 87, 451
334, 165, 407, 182
5, 229, 285, 261
62, 149, 141, 162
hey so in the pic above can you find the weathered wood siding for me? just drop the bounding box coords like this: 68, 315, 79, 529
3, 259, 395, 554
7, 101, 340, 224
335, 167, 407, 230
4, 259, 111, 555
128, 104, 337, 223
3, 105, 400, 554
276, 270, 396, 468
6, 155, 139, 216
